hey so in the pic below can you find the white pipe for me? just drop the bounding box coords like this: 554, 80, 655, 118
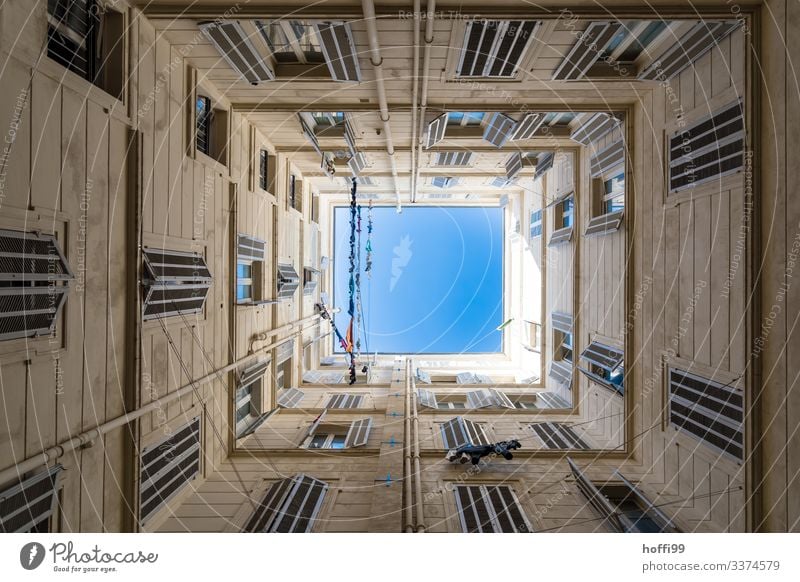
361, 0, 403, 212
403, 358, 414, 532
413, 0, 435, 203
410, 0, 420, 203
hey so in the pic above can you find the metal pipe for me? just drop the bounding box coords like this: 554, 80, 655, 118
410, 0, 421, 202
410, 361, 426, 531
413, 0, 436, 203
403, 358, 414, 532
0, 318, 319, 486
361, 0, 402, 212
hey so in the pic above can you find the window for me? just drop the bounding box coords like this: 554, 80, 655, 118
288, 174, 302, 212
453, 485, 532, 532
303, 267, 318, 296
259, 149, 270, 191
441, 417, 490, 449
586, 169, 625, 236
46, 0, 125, 98
457, 20, 538, 78
579, 340, 624, 395
277, 263, 300, 301
237, 234, 266, 304
668, 367, 744, 460
243, 474, 328, 533
602, 172, 625, 213
325, 394, 363, 409
530, 422, 589, 449
141, 248, 212, 320
275, 358, 292, 391
0, 229, 73, 341
557, 196, 574, 229
139, 417, 201, 524
304, 418, 372, 449
568, 458, 679, 532
0, 465, 64, 533
235, 360, 270, 437
436, 396, 467, 410
196, 96, 212, 156
529, 210, 542, 238
667, 101, 745, 193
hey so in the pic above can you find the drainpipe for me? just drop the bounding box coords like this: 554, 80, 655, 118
410, 363, 426, 531
409, 0, 420, 202
404, 358, 414, 531
413, 0, 435, 203
361, 0, 402, 213
0, 319, 319, 486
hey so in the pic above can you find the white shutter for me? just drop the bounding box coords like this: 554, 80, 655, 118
474, 374, 493, 384
490, 389, 515, 409
307, 410, 328, 437
277, 388, 304, 408
345, 418, 373, 448
441, 417, 468, 448
466, 389, 494, 409
456, 372, 476, 384
417, 388, 438, 409
463, 419, 490, 445
416, 368, 432, 384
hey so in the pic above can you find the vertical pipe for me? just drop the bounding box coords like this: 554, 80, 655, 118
403, 358, 414, 531
410, 363, 426, 531
410, 0, 421, 201
413, 0, 435, 203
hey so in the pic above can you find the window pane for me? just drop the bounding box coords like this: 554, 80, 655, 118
330, 435, 347, 449
237, 263, 252, 278
237, 284, 252, 300
308, 435, 327, 449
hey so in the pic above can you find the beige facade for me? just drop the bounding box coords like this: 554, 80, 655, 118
0, 0, 797, 534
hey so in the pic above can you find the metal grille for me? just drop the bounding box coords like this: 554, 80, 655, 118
668, 368, 744, 460
0, 464, 63, 533
511, 113, 545, 140
530, 422, 589, 449
483, 112, 516, 147
0, 286, 69, 341
458, 20, 538, 78
590, 139, 626, 177
553, 21, 622, 80
47, 0, 96, 81
585, 210, 624, 236
571, 113, 622, 145
0, 229, 74, 282
199, 21, 275, 84
315, 22, 361, 82
454, 485, 531, 532
639, 21, 740, 81
668, 101, 745, 193
243, 474, 328, 533
139, 417, 201, 524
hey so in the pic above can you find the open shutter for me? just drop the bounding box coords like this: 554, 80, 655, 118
537, 392, 571, 409
490, 389, 515, 409
551, 311, 573, 334
307, 410, 328, 438
415, 368, 432, 384
590, 139, 626, 178
441, 417, 469, 449
278, 388, 304, 408
553, 21, 623, 80
580, 341, 624, 371
245, 474, 328, 533
0, 464, 64, 533
466, 389, 494, 409
463, 419, 489, 445
345, 418, 373, 448
239, 359, 269, 387
456, 372, 476, 384
417, 388, 438, 409
549, 361, 573, 385
567, 457, 624, 532
585, 210, 624, 236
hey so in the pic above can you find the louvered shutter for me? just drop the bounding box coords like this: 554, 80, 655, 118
463, 419, 489, 445
345, 418, 373, 448
466, 389, 494, 409
244, 474, 328, 533
441, 417, 468, 449
590, 139, 626, 178
580, 341, 624, 372
456, 372, 476, 384
417, 388, 438, 409
455, 485, 531, 532
278, 388, 304, 408
490, 389, 515, 409
567, 458, 624, 532
473, 374, 493, 384
142, 248, 212, 320
416, 368, 431, 384
0, 464, 63, 533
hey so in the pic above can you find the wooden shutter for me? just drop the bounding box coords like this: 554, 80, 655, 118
345, 418, 373, 448
278, 388, 304, 408
142, 248, 212, 320
237, 233, 266, 261
463, 418, 489, 445
571, 112, 621, 145
585, 210, 624, 236
549, 361, 573, 385
456, 372, 476, 384
277, 263, 300, 301
490, 389, 515, 409
466, 389, 494, 409
530, 209, 543, 238
590, 139, 625, 178
426, 113, 447, 149
244, 474, 328, 533
416, 368, 432, 384
553, 21, 623, 80
537, 392, 570, 408
454, 485, 531, 532
551, 311, 573, 334
531, 422, 589, 449
441, 417, 468, 449
326, 394, 362, 409
139, 417, 201, 523
548, 226, 573, 246
668, 368, 744, 460
580, 341, 623, 371
239, 359, 269, 388
458, 20, 537, 78
567, 457, 624, 532
0, 464, 63, 533
307, 410, 328, 438
275, 339, 294, 364
417, 388, 438, 409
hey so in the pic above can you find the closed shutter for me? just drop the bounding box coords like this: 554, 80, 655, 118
668, 368, 744, 460
466, 389, 494, 409
278, 388, 305, 408
0, 464, 63, 533
454, 485, 531, 532
531, 422, 589, 449
417, 388, 438, 409
344, 418, 373, 448
244, 474, 328, 533
139, 417, 201, 523
490, 389, 515, 409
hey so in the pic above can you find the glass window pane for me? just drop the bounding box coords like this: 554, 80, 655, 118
237, 285, 252, 300
330, 435, 347, 449
237, 263, 252, 278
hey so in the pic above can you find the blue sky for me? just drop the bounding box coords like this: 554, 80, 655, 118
333, 205, 504, 354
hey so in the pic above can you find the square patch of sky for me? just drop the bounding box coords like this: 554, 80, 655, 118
333, 205, 504, 354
